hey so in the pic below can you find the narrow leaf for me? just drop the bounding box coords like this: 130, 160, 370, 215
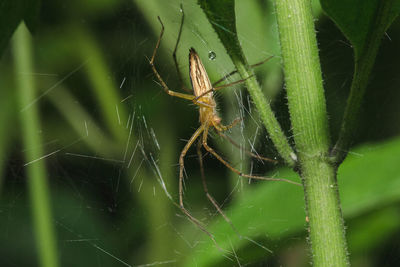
0, 0, 40, 56
321, 0, 400, 57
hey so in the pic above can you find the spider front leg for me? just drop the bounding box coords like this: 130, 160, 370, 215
212, 55, 274, 87
172, 4, 192, 93
150, 17, 216, 109
149, 17, 196, 102
193, 75, 254, 103
194, 55, 275, 101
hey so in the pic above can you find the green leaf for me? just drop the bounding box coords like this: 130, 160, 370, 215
347, 207, 400, 255
186, 136, 400, 265
325, 0, 400, 162
321, 0, 400, 57
198, 0, 246, 64
0, 0, 40, 57
186, 174, 304, 266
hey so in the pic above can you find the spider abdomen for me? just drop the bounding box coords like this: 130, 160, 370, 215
189, 48, 213, 99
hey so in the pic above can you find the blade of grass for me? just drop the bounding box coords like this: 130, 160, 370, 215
0, 0, 40, 56
12, 23, 60, 267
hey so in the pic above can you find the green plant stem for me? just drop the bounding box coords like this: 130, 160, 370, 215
274, 0, 349, 266
332, 0, 397, 163
12, 23, 60, 267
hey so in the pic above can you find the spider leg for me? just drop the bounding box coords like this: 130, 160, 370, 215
178, 124, 224, 248
202, 125, 301, 186
197, 139, 241, 237
193, 76, 254, 103
215, 118, 277, 163
193, 56, 275, 101
150, 17, 196, 102
215, 130, 277, 164
214, 117, 278, 163
150, 17, 218, 111
213, 75, 254, 91
172, 4, 191, 93
212, 55, 274, 87
216, 117, 242, 132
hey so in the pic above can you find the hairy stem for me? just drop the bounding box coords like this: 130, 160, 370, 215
274, 0, 349, 265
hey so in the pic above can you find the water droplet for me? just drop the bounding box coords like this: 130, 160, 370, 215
208, 51, 216, 60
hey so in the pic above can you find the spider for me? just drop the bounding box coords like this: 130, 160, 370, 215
149, 8, 300, 245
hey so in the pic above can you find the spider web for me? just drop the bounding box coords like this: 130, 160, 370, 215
2, 0, 400, 266
0, 1, 305, 266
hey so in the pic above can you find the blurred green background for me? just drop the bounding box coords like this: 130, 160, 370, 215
1, 0, 400, 266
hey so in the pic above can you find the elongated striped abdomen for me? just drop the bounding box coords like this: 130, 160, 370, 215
189, 48, 213, 98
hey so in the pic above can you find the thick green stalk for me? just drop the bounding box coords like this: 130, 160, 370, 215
12, 23, 60, 267
274, 0, 349, 266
